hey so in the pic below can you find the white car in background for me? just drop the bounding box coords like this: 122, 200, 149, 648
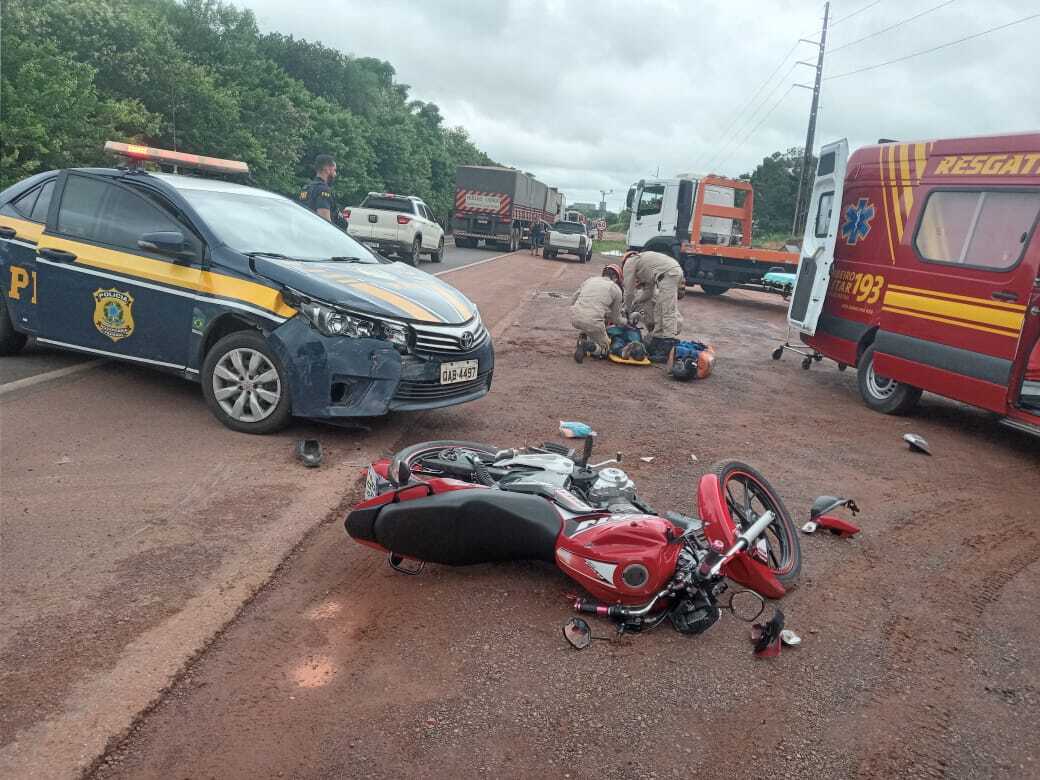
543, 220, 592, 263
343, 193, 445, 266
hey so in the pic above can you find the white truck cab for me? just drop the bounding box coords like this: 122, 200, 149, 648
626, 176, 736, 252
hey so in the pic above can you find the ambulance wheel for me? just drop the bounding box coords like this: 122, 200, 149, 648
699, 284, 728, 296
430, 237, 444, 263
857, 344, 922, 415
0, 297, 27, 355
202, 331, 292, 435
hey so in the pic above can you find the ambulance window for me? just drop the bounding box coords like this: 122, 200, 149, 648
817, 152, 836, 177
915, 190, 1040, 271
637, 185, 665, 218
815, 192, 834, 237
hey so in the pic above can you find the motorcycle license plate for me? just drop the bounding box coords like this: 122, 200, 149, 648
440, 360, 478, 385
364, 466, 379, 499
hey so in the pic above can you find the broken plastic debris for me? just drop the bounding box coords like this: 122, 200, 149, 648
639, 456, 655, 463
903, 433, 931, 455
690, 454, 698, 462
780, 629, 802, 647
801, 521, 818, 534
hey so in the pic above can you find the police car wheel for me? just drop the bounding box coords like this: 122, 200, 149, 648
857, 344, 922, 415
202, 331, 291, 434
0, 296, 28, 355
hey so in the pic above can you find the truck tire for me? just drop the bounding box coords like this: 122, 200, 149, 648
0, 296, 28, 355
699, 284, 728, 296
405, 237, 421, 266
430, 237, 444, 263
857, 343, 922, 415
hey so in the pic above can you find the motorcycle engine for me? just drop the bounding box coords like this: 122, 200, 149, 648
589, 468, 636, 506
670, 590, 721, 635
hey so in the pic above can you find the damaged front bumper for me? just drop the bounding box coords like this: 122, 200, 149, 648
267, 317, 494, 419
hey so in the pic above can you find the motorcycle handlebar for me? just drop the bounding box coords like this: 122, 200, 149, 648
702, 510, 775, 579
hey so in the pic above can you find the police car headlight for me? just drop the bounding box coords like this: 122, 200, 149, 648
300, 301, 372, 338
299, 301, 412, 350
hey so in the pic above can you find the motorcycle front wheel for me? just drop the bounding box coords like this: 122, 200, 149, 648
710, 460, 801, 587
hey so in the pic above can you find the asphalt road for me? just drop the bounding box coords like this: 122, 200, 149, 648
0, 239, 505, 390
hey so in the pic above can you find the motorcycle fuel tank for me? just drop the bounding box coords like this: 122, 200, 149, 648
556, 514, 682, 604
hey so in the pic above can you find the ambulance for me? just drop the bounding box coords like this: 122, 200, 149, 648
787, 133, 1040, 436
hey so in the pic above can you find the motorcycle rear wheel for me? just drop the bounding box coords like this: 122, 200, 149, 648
710, 460, 801, 587
391, 440, 499, 483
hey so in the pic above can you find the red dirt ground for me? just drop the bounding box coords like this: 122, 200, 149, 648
94, 253, 1039, 779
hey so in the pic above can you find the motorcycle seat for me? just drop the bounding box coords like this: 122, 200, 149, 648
347, 488, 562, 565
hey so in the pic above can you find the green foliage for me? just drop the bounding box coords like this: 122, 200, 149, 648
609, 208, 631, 232
0, 0, 495, 217
739, 147, 817, 238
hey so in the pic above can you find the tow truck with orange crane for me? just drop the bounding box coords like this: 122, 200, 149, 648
625, 174, 799, 296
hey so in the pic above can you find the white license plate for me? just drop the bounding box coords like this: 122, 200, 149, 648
440, 360, 479, 385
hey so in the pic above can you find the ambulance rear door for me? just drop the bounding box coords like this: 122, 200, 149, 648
788, 139, 849, 335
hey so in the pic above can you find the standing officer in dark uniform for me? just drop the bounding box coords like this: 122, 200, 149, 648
299, 154, 341, 225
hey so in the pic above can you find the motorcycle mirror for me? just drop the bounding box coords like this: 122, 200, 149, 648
563, 617, 593, 650
726, 589, 766, 623
396, 460, 412, 486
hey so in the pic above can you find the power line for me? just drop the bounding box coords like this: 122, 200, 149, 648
704, 63, 800, 171
713, 85, 798, 171
693, 39, 803, 170
825, 12, 1040, 80
828, 0, 881, 28
829, 0, 956, 54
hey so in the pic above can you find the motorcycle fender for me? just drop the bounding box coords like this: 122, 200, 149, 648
696, 474, 786, 600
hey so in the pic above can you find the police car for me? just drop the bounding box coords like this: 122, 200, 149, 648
0, 142, 493, 433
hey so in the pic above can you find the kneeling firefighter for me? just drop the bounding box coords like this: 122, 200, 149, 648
571, 264, 625, 362
622, 251, 684, 361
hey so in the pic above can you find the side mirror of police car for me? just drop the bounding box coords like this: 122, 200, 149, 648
138, 231, 193, 262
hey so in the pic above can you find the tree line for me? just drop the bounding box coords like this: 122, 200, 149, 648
1, 0, 496, 219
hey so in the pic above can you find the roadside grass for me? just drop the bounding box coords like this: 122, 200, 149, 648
593, 239, 627, 254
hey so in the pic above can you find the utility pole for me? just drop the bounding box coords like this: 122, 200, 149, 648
791, 1, 829, 237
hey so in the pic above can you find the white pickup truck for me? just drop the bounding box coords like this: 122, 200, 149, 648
543, 220, 592, 263
343, 193, 445, 265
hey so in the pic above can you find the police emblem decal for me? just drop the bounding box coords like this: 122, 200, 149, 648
92, 288, 135, 342
840, 198, 876, 245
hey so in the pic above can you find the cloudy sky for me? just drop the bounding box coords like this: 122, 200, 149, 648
244, 0, 1039, 211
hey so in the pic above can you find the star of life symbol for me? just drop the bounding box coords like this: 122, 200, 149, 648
840, 197, 876, 245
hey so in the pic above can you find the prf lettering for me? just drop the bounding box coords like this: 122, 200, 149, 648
828, 269, 884, 305
934, 153, 1040, 176
8, 265, 36, 303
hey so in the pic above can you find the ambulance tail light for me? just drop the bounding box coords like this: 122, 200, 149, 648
103, 141, 249, 175
397, 215, 412, 225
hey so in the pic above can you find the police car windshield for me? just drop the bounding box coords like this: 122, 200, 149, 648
177, 187, 384, 263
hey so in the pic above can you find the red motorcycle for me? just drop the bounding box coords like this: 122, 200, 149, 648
346, 438, 801, 638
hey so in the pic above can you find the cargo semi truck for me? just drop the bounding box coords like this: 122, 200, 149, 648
452, 166, 562, 251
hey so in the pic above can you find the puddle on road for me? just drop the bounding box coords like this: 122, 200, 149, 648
291, 655, 338, 688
